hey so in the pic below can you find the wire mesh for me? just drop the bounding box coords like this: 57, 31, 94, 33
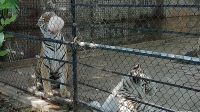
0, 0, 200, 111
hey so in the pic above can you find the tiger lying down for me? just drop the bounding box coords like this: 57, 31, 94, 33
34, 12, 70, 98
90, 64, 191, 112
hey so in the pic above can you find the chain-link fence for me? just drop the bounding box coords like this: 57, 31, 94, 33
0, 0, 200, 111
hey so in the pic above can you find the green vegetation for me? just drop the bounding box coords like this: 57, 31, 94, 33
63, 104, 73, 112
0, 0, 19, 56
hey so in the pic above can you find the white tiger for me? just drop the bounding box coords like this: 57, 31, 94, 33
35, 12, 70, 98
90, 64, 191, 112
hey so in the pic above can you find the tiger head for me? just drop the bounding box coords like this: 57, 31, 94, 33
37, 12, 64, 36
124, 64, 157, 99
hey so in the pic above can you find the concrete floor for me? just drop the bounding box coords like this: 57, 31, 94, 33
0, 37, 200, 111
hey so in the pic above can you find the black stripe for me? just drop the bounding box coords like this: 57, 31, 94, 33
124, 79, 132, 89
44, 62, 50, 69
142, 104, 148, 111
53, 33, 59, 39
45, 45, 54, 51
136, 102, 142, 110
58, 72, 62, 77
57, 43, 62, 50
123, 86, 129, 92
41, 25, 45, 29
58, 51, 66, 67
43, 42, 55, 51
44, 41, 52, 47
60, 53, 66, 60
59, 62, 65, 70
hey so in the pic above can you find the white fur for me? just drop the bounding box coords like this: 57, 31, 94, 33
89, 66, 191, 112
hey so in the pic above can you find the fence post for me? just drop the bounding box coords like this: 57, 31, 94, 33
72, 39, 77, 111
70, 0, 77, 111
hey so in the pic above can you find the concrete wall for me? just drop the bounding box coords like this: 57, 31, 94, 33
162, 0, 200, 38
74, 0, 160, 45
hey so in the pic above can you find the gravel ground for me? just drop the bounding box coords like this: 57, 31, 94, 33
0, 92, 34, 112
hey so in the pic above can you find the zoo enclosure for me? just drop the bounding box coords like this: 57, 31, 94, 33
1, 0, 200, 111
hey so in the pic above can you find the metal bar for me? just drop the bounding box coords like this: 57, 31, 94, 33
3, 31, 200, 65
7, 49, 200, 92
71, 0, 78, 111
19, 6, 68, 11
76, 62, 200, 92
7, 49, 73, 65
71, 44, 78, 111
78, 81, 111, 94
3, 31, 73, 46
77, 97, 175, 112
77, 41, 200, 64
35, 76, 73, 88
74, 4, 200, 8
4, 30, 200, 64
18, 4, 200, 11
75, 23, 200, 37
124, 97, 175, 112
77, 100, 103, 112
0, 80, 72, 105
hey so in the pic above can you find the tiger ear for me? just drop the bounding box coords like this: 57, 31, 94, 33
42, 12, 56, 23
132, 63, 141, 74
131, 64, 141, 84
133, 63, 140, 70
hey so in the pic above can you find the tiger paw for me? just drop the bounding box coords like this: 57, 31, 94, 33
60, 89, 71, 98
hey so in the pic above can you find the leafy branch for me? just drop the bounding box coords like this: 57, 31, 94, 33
0, 0, 19, 56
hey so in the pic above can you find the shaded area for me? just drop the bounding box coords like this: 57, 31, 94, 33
0, 92, 33, 112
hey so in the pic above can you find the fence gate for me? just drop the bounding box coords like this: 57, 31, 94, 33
0, 0, 200, 111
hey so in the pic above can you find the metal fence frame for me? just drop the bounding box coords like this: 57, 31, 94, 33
1, 0, 200, 111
